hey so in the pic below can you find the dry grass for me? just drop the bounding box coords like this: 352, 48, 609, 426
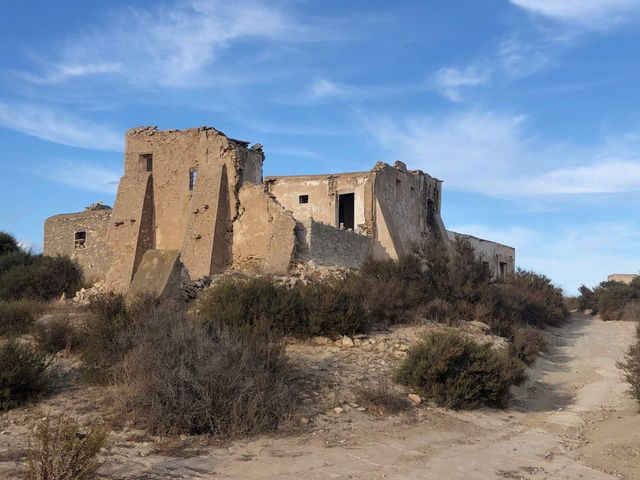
356, 383, 412, 415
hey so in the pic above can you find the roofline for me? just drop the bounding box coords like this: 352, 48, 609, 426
447, 230, 515, 251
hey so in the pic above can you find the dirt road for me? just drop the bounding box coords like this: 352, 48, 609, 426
97, 313, 639, 479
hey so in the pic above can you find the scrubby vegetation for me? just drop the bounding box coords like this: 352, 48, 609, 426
619, 324, 640, 408
25, 415, 108, 480
0, 231, 82, 301
356, 383, 412, 415
576, 277, 640, 320
0, 299, 45, 336
117, 303, 294, 436
0, 337, 48, 410
32, 317, 78, 354
395, 330, 525, 409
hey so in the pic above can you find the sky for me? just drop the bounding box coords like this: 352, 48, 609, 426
1, 0, 640, 294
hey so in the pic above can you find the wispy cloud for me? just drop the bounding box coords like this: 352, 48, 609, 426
0, 102, 122, 151
509, 0, 640, 27
431, 66, 491, 102
36, 160, 120, 194
361, 108, 640, 196
26, 0, 305, 88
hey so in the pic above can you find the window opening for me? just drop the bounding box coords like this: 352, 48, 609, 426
189, 169, 198, 191
74, 231, 86, 249
499, 262, 507, 279
338, 193, 355, 230
299, 195, 309, 204
140, 154, 153, 172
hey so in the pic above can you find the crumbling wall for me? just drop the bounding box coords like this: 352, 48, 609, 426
295, 219, 371, 268
43, 209, 113, 283
265, 173, 371, 233
372, 162, 448, 258
448, 231, 515, 279
232, 184, 297, 274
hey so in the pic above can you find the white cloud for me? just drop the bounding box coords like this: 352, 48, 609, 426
510, 0, 640, 26
432, 66, 491, 102
361, 109, 640, 196
0, 102, 122, 151
308, 78, 358, 99
29, 0, 303, 87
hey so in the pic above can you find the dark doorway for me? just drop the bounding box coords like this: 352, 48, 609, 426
338, 193, 355, 230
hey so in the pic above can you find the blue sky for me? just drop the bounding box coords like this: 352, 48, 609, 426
1, 0, 640, 293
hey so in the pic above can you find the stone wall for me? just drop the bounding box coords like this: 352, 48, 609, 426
295, 219, 371, 268
43, 209, 113, 283
448, 231, 516, 279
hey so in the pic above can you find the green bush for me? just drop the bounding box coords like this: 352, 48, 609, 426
577, 285, 597, 312
0, 337, 48, 410
0, 255, 83, 301
395, 330, 525, 409
593, 280, 640, 320
199, 276, 368, 339
619, 323, 640, 407
117, 303, 295, 437
477, 270, 567, 336
26, 415, 108, 480
32, 317, 78, 354
0, 231, 20, 256
198, 277, 304, 336
0, 300, 44, 336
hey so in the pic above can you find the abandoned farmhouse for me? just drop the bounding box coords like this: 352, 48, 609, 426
44, 126, 515, 292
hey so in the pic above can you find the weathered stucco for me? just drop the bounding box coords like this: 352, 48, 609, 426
232, 184, 297, 274
129, 249, 188, 301
448, 231, 516, 279
44, 124, 516, 294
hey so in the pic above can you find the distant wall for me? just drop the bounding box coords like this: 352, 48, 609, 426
44, 209, 113, 283
295, 219, 371, 268
607, 274, 638, 285
448, 231, 515, 279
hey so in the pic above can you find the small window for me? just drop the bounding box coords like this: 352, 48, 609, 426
410, 186, 415, 194
499, 262, 508, 279
140, 154, 153, 172
299, 195, 309, 204
74, 231, 86, 249
189, 169, 198, 191
395, 179, 401, 187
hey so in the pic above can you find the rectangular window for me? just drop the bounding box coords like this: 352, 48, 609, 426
74, 231, 86, 249
338, 193, 355, 230
499, 262, 507, 279
411, 186, 415, 194
299, 195, 309, 204
140, 153, 153, 172
189, 169, 198, 191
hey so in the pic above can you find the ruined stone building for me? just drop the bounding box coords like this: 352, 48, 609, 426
44, 126, 515, 293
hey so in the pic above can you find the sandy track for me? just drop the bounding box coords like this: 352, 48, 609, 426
99, 313, 639, 479
1, 313, 638, 479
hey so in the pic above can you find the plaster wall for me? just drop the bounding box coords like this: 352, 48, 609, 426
265, 173, 370, 233
607, 274, 638, 285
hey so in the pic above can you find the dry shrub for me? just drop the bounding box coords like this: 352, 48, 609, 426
0, 300, 44, 336
118, 303, 295, 437
622, 301, 640, 322
79, 293, 137, 384
32, 317, 78, 354
421, 299, 452, 323
356, 383, 412, 415
0, 337, 48, 410
591, 278, 640, 320
619, 323, 640, 407
395, 330, 525, 409
25, 414, 108, 480
510, 327, 547, 365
